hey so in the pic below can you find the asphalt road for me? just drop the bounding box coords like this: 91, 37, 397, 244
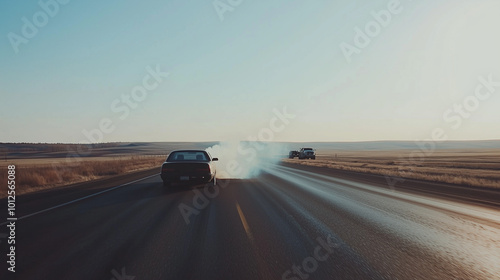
1, 163, 499, 280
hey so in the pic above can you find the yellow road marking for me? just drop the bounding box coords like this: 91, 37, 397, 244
236, 201, 274, 277
236, 202, 254, 241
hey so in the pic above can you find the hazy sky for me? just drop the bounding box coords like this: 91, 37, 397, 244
1, 0, 499, 143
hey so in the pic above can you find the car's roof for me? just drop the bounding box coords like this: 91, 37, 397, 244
166, 150, 212, 161
169, 149, 208, 153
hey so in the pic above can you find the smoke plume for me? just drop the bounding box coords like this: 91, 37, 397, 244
206, 141, 289, 179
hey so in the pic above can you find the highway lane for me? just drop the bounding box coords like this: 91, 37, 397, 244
1, 163, 499, 280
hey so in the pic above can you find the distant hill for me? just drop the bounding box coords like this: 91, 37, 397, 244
0, 142, 218, 159
283, 140, 500, 151
1, 140, 499, 159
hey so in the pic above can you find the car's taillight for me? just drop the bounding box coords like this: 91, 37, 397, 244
162, 167, 174, 172
196, 165, 210, 172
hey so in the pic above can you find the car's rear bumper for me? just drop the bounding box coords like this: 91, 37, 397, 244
161, 173, 213, 184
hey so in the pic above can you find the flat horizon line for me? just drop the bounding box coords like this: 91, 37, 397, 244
2, 139, 500, 145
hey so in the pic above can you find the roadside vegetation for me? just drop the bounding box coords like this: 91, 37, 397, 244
0, 155, 165, 198
283, 149, 500, 189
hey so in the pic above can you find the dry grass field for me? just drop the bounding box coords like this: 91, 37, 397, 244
0, 142, 217, 198
283, 149, 500, 189
0, 155, 165, 198
1, 142, 499, 198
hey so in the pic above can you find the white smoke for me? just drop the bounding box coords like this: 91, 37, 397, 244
206, 141, 290, 179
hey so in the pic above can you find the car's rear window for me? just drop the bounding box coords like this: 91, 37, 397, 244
167, 151, 209, 162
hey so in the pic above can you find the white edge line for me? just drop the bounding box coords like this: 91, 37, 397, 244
1, 173, 159, 226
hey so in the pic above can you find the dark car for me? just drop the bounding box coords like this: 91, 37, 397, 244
160, 150, 218, 187
298, 148, 316, 159
289, 150, 299, 158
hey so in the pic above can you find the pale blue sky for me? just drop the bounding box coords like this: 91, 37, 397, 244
1, 0, 499, 143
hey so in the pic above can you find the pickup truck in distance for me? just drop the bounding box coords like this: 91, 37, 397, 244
160, 150, 218, 188
298, 148, 316, 159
